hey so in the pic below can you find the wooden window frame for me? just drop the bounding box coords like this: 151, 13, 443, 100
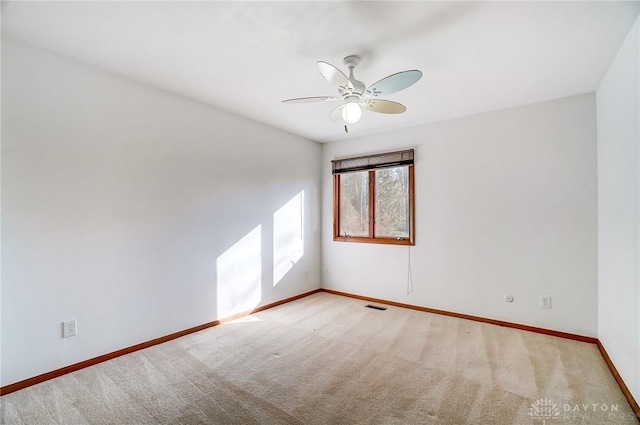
333, 163, 415, 246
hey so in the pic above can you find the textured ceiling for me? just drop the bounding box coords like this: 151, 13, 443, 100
2, 1, 639, 142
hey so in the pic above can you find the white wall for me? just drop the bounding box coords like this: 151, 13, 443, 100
597, 16, 640, 403
1, 39, 321, 386
322, 93, 598, 337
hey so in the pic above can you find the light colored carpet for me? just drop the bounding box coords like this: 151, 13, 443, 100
1, 292, 636, 424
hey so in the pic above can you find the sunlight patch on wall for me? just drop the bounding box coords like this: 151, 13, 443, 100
216, 225, 262, 318
273, 191, 304, 286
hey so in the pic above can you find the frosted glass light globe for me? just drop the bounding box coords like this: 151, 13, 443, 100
342, 102, 362, 124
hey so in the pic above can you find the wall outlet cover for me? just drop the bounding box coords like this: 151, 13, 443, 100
540, 296, 552, 309
62, 320, 77, 338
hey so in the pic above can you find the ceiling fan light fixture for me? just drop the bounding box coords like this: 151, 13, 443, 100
342, 101, 362, 124
282, 55, 422, 128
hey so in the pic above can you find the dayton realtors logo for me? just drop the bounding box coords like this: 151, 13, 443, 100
529, 399, 560, 423
530, 398, 636, 423
562, 402, 637, 422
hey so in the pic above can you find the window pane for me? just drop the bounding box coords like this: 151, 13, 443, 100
339, 171, 369, 237
375, 167, 409, 238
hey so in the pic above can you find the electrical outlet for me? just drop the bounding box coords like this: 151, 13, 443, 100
62, 320, 77, 338
540, 296, 552, 309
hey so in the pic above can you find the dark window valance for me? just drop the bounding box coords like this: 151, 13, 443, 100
331, 149, 414, 175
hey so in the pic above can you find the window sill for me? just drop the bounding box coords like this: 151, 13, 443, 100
333, 236, 414, 246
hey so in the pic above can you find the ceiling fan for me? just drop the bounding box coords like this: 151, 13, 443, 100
282, 55, 422, 125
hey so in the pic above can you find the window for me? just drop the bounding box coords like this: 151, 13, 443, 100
332, 149, 414, 245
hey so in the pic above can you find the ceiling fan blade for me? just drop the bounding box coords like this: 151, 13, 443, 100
366, 70, 422, 97
282, 96, 340, 103
329, 104, 346, 121
317, 61, 354, 91
364, 99, 407, 114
